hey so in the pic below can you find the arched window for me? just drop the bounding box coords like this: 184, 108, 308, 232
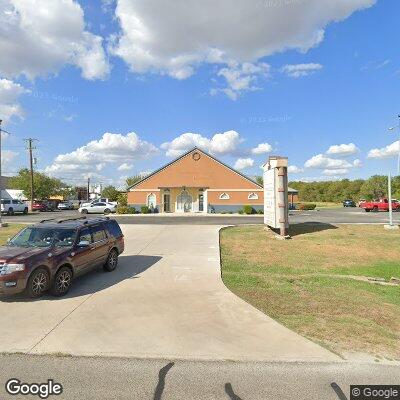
219, 193, 230, 200
248, 192, 259, 200
147, 193, 156, 208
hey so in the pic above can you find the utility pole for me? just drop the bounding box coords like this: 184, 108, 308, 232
24, 138, 37, 211
87, 177, 90, 201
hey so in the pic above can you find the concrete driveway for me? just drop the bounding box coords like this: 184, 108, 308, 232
0, 225, 339, 362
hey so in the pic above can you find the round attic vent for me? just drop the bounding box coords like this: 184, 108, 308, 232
192, 152, 201, 161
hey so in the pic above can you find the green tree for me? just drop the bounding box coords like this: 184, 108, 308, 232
101, 185, 120, 201
125, 175, 142, 189
360, 175, 387, 200
9, 169, 66, 200
255, 176, 263, 186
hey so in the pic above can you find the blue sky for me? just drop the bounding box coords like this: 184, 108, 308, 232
1, 0, 399, 188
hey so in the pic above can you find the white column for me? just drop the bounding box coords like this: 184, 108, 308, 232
203, 190, 208, 214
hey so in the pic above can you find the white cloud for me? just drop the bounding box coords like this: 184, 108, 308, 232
234, 158, 254, 170
0, 0, 110, 80
118, 162, 133, 171
322, 168, 349, 176
251, 142, 273, 155
110, 0, 375, 83
326, 143, 359, 156
288, 165, 304, 174
45, 132, 157, 177
1, 149, 18, 168
161, 130, 242, 158
304, 154, 353, 170
281, 63, 323, 78
353, 159, 362, 168
211, 62, 270, 100
0, 78, 29, 122
368, 141, 399, 159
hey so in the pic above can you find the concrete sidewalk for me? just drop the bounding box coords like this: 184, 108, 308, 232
0, 225, 339, 362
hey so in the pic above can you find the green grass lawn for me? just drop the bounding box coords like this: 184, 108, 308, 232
220, 224, 400, 359
0, 224, 25, 245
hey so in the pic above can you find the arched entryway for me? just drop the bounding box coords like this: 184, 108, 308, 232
176, 190, 193, 212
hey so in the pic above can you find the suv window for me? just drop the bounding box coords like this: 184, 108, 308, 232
78, 228, 92, 243
1, 200, 10, 204
91, 225, 107, 242
12, 200, 21, 204
106, 220, 123, 238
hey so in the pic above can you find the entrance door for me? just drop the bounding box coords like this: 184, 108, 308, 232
163, 193, 170, 212
177, 190, 192, 212
199, 194, 204, 212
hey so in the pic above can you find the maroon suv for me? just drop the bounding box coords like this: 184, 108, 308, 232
0, 217, 124, 298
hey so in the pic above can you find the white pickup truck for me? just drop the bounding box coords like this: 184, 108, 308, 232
1, 199, 29, 215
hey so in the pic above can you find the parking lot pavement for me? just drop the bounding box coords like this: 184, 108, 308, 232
1, 354, 399, 400
3, 207, 400, 225
0, 225, 338, 362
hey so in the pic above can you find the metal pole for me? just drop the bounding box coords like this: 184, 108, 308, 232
398, 115, 400, 175
388, 172, 393, 226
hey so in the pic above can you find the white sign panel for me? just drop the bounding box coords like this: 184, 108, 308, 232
264, 168, 278, 228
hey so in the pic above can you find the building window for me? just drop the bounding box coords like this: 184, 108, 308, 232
248, 192, 259, 200
147, 193, 156, 208
219, 193, 230, 200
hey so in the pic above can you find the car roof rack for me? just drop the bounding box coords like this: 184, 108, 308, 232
40, 218, 57, 223
57, 216, 87, 224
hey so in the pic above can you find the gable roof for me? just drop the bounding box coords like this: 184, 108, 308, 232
128, 147, 263, 190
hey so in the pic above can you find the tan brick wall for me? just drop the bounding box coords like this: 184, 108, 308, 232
207, 191, 263, 205
133, 150, 261, 190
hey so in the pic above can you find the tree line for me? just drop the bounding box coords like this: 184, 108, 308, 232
7, 169, 144, 201
288, 175, 396, 203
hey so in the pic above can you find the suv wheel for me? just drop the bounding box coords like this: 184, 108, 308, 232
7, 207, 13, 216
23, 207, 28, 214
103, 249, 118, 272
27, 268, 49, 298
81, 209, 88, 214
51, 267, 73, 296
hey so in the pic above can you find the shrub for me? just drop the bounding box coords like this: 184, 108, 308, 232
238, 209, 244, 215
298, 203, 316, 210
257, 209, 264, 215
242, 205, 254, 215
117, 193, 128, 207
141, 205, 150, 214
117, 205, 136, 214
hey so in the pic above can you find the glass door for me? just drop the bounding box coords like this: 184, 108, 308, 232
163, 193, 170, 212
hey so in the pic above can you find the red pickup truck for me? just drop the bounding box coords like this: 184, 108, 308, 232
360, 198, 400, 212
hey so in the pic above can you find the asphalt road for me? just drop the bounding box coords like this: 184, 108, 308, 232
2, 207, 400, 225
0, 354, 399, 400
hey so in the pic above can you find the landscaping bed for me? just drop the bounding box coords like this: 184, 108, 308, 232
220, 224, 400, 360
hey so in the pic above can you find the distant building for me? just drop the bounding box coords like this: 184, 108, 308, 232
128, 147, 298, 213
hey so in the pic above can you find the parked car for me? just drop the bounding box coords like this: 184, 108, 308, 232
359, 198, 400, 212
81, 198, 116, 208
1, 199, 29, 215
57, 201, 74, 210
32, 201, 49, 212
78, 202, 117, 215
358, 199, 366, 207
343, 199, 356, 207
0, 217, 124, 298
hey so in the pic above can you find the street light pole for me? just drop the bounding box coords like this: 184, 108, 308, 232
388, 172, 393, 227
385, 115, 400, 230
